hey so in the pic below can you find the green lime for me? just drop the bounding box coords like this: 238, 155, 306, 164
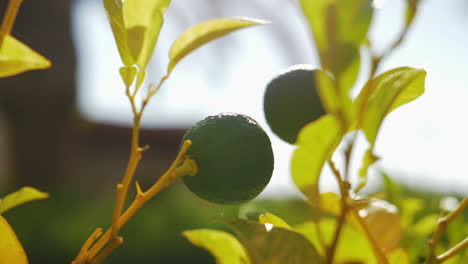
181, 113, 274, 204
263, 65, 326, 144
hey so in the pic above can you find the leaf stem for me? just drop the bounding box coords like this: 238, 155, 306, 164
72, 74, 172, 264
0, 0, 23, 47
326, 160, 349, 264
350, 208, 389, 264
426, 197, 468, 264
90, 237, 124, 264
436, 237, 468, 263
79, 140, 195, 263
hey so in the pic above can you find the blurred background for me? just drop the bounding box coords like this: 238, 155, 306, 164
0, 0, 467, 263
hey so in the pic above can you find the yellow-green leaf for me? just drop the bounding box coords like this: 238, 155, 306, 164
315, 70, 354, 125
412, 214, 439, 237
359, 199, 402, 252
387, 248, 410, 264
299, 0, 373, 93
0, 187, 49, 214
291, 115, 343, 203
167, 17, 269, 74
123, 0, 170, 69
0, 216, 28, 264
119, 66, 137, 87
103, 0, 170, 69
183, 229, 250, 264
0, 35, 51, 78
258, 213, 292, 230
357, 148, 380, 188
103, 0, 134, 66
356, 67, 426, 146
223, 218, 323, 264
294, 219, 375, 263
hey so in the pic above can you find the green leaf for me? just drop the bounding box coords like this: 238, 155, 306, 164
119, 66, 137, 87
405, 0, 419, 27
357, 148, 380, 188
0, 216, 28, 264
0, 35, 51, 77
387, 248, 410, 264
400, 198, 424, 229
167, 17, 269, 74
0, 186, 49, 214
103, 0, 134, 66
294, 219, 375, 263
299, 0, 373, 93
412, 214, 439, 237
183, 229, 251, 264
258, 213, 292, 230
359, 199, 402, 252
380, 171, 404, 209
291, 115, 343, 202
135, 69, 146, 89
123, 0, 170, 69
104, 0, 170, 69
356, 67, 426, 146
223, 218, 323, 264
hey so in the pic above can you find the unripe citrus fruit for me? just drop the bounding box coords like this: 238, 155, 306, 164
181, 113, 274, 204
263, 65, 326, 144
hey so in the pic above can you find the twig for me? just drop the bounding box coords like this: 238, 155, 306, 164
436, 237, 468, 263
90, 236, 124, 264
350, 208, 389, 264
326, 160, 349, 264
0, 0, 23, 47
426, 197, 467, 264
82, 140, 195, 262
0, 0, 22, 35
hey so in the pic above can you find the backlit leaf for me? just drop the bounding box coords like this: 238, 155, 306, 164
103, 0, 134, 66
0, 35, 51, 77
294, 219, 375, 263
258, 213, 292, 230
387, 248, 410, 264
356, 67, 426, 146
223, 218, 323, 264
359, 199, 402, 252
183, 229, 250, 264
412, 214, 439, 237
400, 198, 424, 229
299, 0, 373, 93
104, 0, 170, 69
291, 115, 343, 203
0, 186, 49, 214
405, 0, 419, 27
357, 148, 380, 187
119, 66, 137, 87
0, 216, 28, 264
167, 17, 269, 74
380, 171, 404, 209
123, 0, 170, 69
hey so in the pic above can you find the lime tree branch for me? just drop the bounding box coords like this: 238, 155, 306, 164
0, 0, 22, 35
436, 237, 468, 263
0, 0, 23, 46
326, 160, 350, 264
72, 74, 179, 264
426, 197, 468, 264
86, 140, 196, 264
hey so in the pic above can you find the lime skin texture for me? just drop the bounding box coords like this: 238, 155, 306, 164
263, 65, 326, 144
181, 113, 274, 205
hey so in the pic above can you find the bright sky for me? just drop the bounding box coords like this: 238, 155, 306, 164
72, 0, 468, 198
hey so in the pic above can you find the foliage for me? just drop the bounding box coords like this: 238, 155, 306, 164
0, 0, 466, 263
